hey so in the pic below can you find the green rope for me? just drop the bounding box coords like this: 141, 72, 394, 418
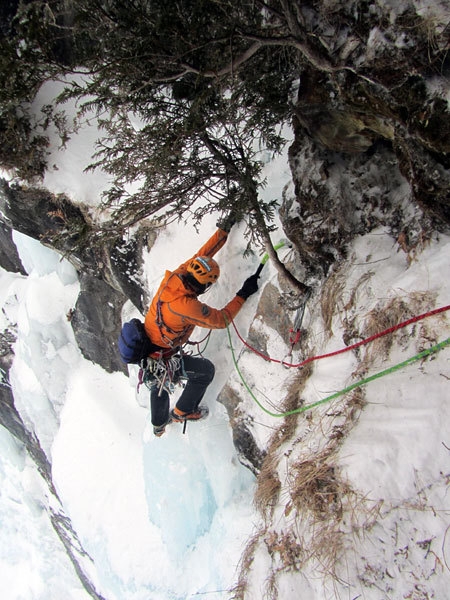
225, 322, 450, 417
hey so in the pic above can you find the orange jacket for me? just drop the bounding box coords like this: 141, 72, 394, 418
144, 228, 245, 350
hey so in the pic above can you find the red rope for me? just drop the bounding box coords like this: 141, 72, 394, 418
230, 304, 450, 368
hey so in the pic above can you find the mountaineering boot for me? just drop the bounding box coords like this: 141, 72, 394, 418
170, 405, 209, 422
153, 424, 166, 437
153, 416, 172, 437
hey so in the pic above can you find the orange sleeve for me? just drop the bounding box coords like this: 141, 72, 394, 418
165, 294, 245, 330
178, 229, 228, 271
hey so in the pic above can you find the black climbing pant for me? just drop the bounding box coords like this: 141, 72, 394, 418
150, 355, 215, 427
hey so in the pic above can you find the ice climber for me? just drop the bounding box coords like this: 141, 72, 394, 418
144, 215, 260, 436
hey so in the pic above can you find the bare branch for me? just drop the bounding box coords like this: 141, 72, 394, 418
150, 41, 264, 83
249, 191, 310, 295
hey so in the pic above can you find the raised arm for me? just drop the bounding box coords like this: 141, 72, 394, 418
178, 228, 229, 272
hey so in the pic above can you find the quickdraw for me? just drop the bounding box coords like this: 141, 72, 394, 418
138, 352, 186, 397
284, 288, 311, 365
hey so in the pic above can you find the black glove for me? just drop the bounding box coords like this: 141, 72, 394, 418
216, 212, 237, 233
236, 274, 259, 300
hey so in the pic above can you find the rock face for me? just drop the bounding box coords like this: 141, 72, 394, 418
0, 329, 48, 475
0, 221, 26, 274
284, 80, 450, 278
219, 2, 450, 473
0, 179, 152, 373
217, 280, 304, 474
71, 272, 128, 374
217, 383, 267, 476
278, 3, 450, 277
0, 181, 132, 597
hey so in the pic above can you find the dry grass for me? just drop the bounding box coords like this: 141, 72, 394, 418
229, 529, 264, 600
287, 448, 348, 520
265, 529, 305, 571
235, 381, 372, 597
399, 10, 450, 62
320, 269, 346, 337
301, 519, 347, 579
342, 272, 374, 312
254, 451, 282, 521
321, 269, 376, 337
361, 297, 413, 361
253, 363, 315, 521
232, 277, 443, 598
353, 291, 438, 377
255, 447, 354, 586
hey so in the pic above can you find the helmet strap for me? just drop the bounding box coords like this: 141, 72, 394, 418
181, 273, 208, 295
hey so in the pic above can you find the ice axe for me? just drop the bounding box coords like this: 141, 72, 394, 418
254, 239, 289, 277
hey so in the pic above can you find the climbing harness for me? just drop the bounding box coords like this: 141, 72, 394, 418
184, 330, 212, 357
137, 331, 210, 398
138, 352, 186, 397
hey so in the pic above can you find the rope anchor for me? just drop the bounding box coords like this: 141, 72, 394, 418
284, 288, 312, 366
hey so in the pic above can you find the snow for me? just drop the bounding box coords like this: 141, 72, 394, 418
235, 226, 450, 599
0, 424, 90, 600
1, 224, 258, 599
1, 79, 450, 600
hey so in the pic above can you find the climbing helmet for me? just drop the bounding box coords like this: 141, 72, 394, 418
187, 256, 220, 285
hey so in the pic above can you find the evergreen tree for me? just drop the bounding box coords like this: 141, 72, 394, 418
55, 0, 299, 250
0, 3, 48, 178
1, 0, 312, 290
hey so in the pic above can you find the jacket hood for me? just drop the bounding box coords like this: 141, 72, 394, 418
158, 270, 194, 302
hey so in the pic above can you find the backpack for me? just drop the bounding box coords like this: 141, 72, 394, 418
118, 318, 160, 364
